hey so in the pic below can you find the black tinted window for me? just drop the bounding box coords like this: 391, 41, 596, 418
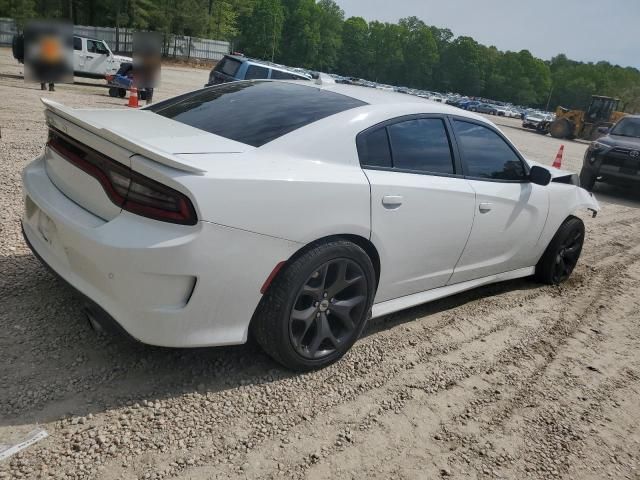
453, 120, 526, 180
245, 65, 269, 80
271, 69, 306, 80
357, 127, 392, 168
215, 57, 241, 77
73, 37, 82, 50
387, 119, 454, 174
149, 82, 367, 147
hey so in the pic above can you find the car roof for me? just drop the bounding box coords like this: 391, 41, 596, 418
224, 55, 311, 78
270, 80, 492, 124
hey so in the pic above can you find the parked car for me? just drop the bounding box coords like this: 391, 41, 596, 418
22, 80, 599, 371
523, 112, 547, 130
474, 103, 499, 115
579, 115, 640, 191
205, 54, 311, 86
12, 34, 132, 79
462, 100, 481, 111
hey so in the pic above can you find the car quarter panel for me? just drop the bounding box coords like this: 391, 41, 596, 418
532, 184, 600, 263
23, 157, 302, 347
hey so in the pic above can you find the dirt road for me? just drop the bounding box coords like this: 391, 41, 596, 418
1, 48, 639, 480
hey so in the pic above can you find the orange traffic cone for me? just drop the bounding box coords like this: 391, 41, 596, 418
552, 145, 564, 169
127, 85, 139, 108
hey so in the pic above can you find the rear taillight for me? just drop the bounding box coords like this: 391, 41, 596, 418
47, 128, 197, 225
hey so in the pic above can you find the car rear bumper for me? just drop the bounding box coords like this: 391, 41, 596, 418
22, 156, 301, 348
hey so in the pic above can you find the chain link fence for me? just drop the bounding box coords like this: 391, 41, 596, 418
0, 18, 229, 61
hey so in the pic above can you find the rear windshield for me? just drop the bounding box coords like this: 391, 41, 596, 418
148, 81, 367, 147
215, 56, 241, 77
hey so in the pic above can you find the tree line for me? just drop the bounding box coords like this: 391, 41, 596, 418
2, 0, 639, 111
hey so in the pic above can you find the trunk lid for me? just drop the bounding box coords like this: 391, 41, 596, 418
41, 99, 249, 221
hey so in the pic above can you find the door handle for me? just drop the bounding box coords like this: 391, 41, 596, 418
382, 195, 403, 209
479, 202, 493, 213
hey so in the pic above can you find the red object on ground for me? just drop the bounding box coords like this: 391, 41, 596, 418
552, 145, 564, 169
127, 85, 139, 108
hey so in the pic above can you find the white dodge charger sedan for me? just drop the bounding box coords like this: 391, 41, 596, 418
22, 80, 599, 370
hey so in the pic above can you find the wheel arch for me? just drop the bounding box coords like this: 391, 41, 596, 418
260, 234, 381, 298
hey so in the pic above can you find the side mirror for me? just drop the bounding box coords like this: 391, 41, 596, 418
529, 165, 552, 186
597, 126, 609, 134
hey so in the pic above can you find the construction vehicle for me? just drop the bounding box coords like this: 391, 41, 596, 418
544, 95, 627, 140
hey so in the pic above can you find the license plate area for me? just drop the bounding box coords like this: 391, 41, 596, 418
620, 159, 639, 175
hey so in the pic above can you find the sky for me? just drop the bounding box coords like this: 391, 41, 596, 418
333, 0, 640, 69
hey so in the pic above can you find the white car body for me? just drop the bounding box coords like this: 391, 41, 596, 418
22, 81, 599, 350
73, 35, 132, 78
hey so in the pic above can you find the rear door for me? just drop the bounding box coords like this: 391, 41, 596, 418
448, 118, 549, 284
359, 116, 476, 303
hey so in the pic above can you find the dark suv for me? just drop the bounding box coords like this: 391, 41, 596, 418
205, 54, 311, 86
579, 115, 640, 191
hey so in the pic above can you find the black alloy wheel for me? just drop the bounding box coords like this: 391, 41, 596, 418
289, 259, 367, 360
551, 228, 584, 283
252, 240, 376, 371
535, 216, 585, 285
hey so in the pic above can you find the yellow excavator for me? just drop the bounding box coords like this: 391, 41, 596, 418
545, 95, 627, 140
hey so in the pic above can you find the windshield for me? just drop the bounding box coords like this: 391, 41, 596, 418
148, 81, 367, 147
611, 117, 640, 138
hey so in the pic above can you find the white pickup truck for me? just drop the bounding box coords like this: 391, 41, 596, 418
72, 36, 132, 78
12, 34, 132, 79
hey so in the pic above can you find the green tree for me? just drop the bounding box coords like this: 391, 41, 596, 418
337, 16, 369, 77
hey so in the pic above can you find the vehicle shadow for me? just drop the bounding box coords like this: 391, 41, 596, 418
0, 252, 542, 428
593, 183, 640, 209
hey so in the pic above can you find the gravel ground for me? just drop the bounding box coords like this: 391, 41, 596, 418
1, 47, 640, 480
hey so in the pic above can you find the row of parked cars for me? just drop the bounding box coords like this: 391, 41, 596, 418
206, 54, 558, 131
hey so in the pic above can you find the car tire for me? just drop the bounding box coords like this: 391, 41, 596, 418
252, 240, 376, 371
535, 216, 585, 285
579, 168, 597, 191
108, 87, 119, 98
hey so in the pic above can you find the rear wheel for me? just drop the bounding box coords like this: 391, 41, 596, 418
535, 217, 585, 285
579, 168, 597, 191
252, 240, 376, 371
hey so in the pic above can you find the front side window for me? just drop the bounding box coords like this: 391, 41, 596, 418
387, 119, 454, 174
87, 39, 109, 55
245, 65, 269, 80
73, 37, 82, 50
271, 70, 306, 80
453, 120, 526, 180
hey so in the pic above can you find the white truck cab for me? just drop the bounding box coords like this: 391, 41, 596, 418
72, 36, 132, 78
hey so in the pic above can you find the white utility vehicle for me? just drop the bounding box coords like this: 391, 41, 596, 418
72, 35, 132, 78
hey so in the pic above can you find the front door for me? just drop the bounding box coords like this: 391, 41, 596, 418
448, 118, 549, 284
84, 39, 111, 75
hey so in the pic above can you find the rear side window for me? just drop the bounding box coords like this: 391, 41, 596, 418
149, 81, 367, 147
245, 65, 269, 80
215, 57, 242, 77
271, 69, 306, 80
387, 119, 454, 174
357, 127, 392, 168
453, 120, 526, 180
73, 37, 82, 50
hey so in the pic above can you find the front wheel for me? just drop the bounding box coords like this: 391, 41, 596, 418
535, 217, 585, 285
252, 240, 376, 371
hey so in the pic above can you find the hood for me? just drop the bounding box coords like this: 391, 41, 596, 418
600, 134, 640, 150
113, 54, 133, 64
